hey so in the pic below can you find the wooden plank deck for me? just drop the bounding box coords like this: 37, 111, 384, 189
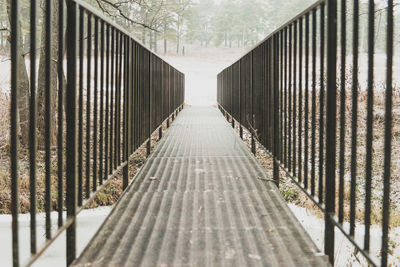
73, 106, 329, 267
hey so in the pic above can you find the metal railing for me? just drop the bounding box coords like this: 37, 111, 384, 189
10, 0, 184, 266
218, 0, 394, 266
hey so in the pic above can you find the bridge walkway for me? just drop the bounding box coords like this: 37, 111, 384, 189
73, 106, 328, 267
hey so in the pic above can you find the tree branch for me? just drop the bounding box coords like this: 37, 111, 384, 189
94, 0, 160, 31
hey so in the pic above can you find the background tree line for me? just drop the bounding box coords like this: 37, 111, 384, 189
0, 0, 399, 149
0, 0, 313, 149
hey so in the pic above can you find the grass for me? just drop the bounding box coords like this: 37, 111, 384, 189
0, 92, 169, 214
229, 101, 400, 264
228, 85, 400, 227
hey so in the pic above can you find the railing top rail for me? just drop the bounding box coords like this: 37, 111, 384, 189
73, 0, 184, 74
218, 0, 326, 75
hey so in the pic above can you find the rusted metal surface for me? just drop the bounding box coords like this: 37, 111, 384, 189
73, 106, 329, 267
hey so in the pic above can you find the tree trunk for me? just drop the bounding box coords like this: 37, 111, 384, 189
154, 31, 157, 53
176, 32, 179, 54
163, 24, 167, 54
1, 30, 3, 49
37, 0, 59, 148
149, 30, 153, 50
176, 17, 180, 54
142, 28, 146, 45
224, 32, 227, 47
6, 0, 30, 146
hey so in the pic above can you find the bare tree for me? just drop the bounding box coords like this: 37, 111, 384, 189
36, 0, 60, 147
6, 0, 29, 146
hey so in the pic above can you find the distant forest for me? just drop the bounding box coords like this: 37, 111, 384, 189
0, 0, 319, 55
0, 0, 399, 56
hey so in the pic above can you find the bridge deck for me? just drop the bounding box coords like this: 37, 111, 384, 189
73, 106, 328, 267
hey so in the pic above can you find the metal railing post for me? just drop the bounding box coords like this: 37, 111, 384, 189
273, 34, 280, 186
381, 1, 393, 266
10, 0, 20, 265
147, 52, 151, 157
66, 1, 78, 264
250, 52, 256, 155
123, 35, 129, 190
325, 0, 337, 264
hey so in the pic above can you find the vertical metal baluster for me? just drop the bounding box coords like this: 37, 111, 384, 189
66, 1, 77, 263
147, 52, 151, 157
116, 33, 122, 165
129, 40, 133, 153
350, 0, 359, 236
381, 1, 393, 266
123, 35, 129, 190
273, 35, 280, 185
311, 9, 317, 197
135, 46, 139, 149
284, 28, 288, 168
293, 20, 297, 177
57, 0, 64, 228
272, 39, 275, 154
29, 0, 37, 255
99, 21, 105, 185
280, 32, 284, 161
262, 45, 265, 148
114, 31, 119, 169
171, 67, 174, 122
110, 27, 114, 173
318, 4, 325, 204
269, 40, 272, 151
166, 64, 170, 128
325, 0, 337, 263
131, 41, 135, 153
11, 0, 20, 264
364, 0, 374, 251
265, 43, 268, 149
78, 7, 84, 206
251, 51, 255, 155
288, 25, 292, 172
231, 65, 235, 128
119, 33, 123, 164
139, 48, 143, 145
143, 49, 145, 145
338, 0, 347, 223
105, 24, 110, 179
45, 0, 52, 240
298, 18, 303, 183
304, 13, 309, 190
129, 40, 133, 150
239, 59, 242, 139
93, 16, 98, 192
144, 50, 147, 144
86, 13, 92, 199
139, 47, 142, 148
267, 43, 270, 149
159, 58, 163, 141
